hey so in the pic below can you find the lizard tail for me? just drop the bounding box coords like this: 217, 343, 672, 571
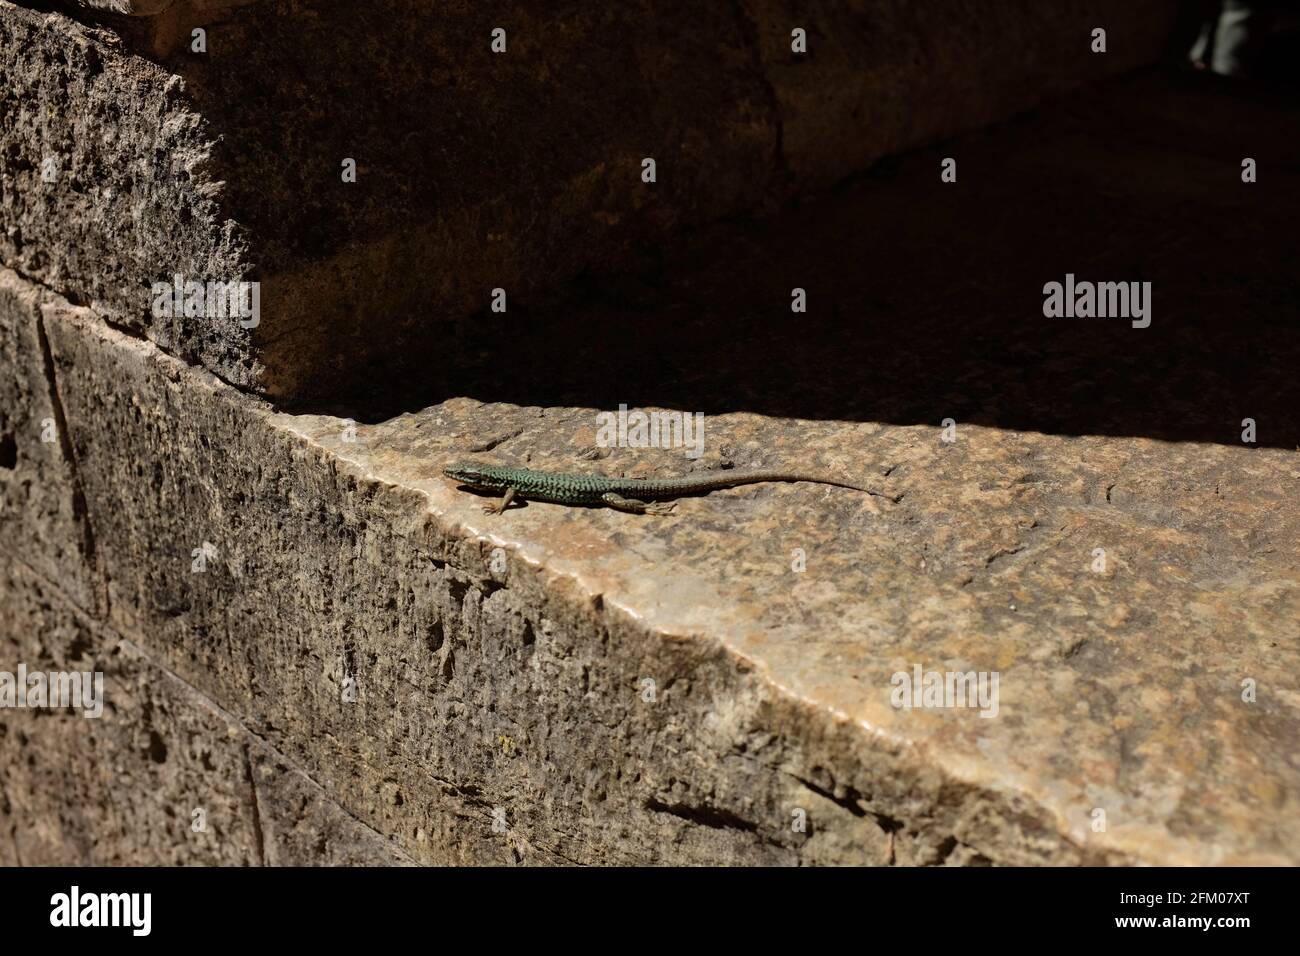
720, 468, 901, 503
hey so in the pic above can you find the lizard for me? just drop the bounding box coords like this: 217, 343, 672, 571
442, 460, 897, 515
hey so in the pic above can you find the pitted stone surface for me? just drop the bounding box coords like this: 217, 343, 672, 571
0, 554, 411, 865
293, 404, 1300, 865
0, 270, 100, 613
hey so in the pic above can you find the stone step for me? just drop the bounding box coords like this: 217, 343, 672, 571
3, 0, 1177, 404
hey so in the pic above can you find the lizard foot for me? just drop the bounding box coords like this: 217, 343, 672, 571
601, 492, 675, 516
482, 488, 517, 515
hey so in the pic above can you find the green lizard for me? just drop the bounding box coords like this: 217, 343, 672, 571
442, 460, 895, 515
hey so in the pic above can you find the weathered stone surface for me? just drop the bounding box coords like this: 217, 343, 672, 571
3, 0, 1177, 404
0, 269, 100, 614
0, 553, 413, 865
246, 737, 416, 867
41, 304, 862, 865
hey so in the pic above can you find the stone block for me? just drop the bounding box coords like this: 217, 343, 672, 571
3, 0, 1177, 403
0, 553, 412, 865
0, 268, 99, 613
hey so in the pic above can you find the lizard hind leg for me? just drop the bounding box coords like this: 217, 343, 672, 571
483, 487, 518, 515
601, 492, 675, 516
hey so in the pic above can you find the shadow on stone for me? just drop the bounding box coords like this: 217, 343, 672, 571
328, 68, 1299, 450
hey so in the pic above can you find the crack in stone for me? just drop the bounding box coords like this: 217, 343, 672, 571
793, 773, 1000, 867
34, 308, 110, 619
243, 742, 267, 866
644, 797, 759, 833
467, 428, 524, 453
12, 264, 264, 411
983, 544, 1027, 571
0, 546, 420, 865
794, 774, 904, 835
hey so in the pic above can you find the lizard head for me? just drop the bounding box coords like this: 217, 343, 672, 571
442, 461, 509, 492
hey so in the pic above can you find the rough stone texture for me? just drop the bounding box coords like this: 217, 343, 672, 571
3, 0, 1178, 404
3, 65, 1298, 865
0, 269, 100, 614
0, 553, 414, 865
41, 304, 895, 865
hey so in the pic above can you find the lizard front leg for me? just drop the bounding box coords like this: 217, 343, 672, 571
483, 487, 518, 515
601, 492, 675, 516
